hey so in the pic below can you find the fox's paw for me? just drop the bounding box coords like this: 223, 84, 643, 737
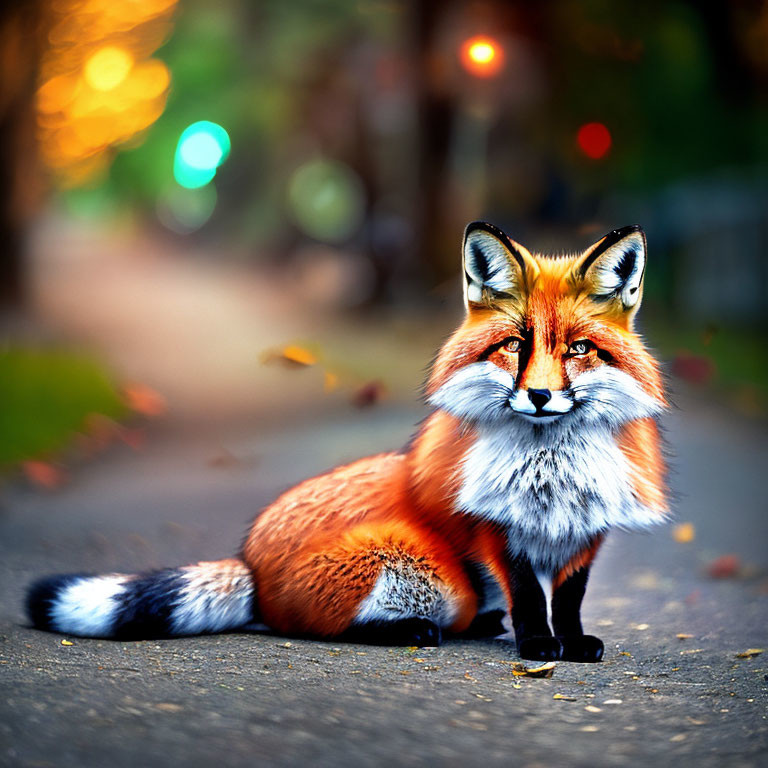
517, 636, 563, 662
387, 618, 442, 647
344, 617, 442, 647
557, 635, 604, 663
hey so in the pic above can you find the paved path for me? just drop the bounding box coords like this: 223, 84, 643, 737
1, 394, 766, 768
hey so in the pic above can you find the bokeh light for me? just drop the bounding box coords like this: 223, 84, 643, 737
173, 121, 231, 189
460, 36, 504, 78
156, 184, 218, 234
83, 46, 134, 92
577, 122, 612, 159
36, 0, 178, 186
287, 159, 365, 244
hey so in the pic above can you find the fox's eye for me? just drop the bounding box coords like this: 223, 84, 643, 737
503, 338, 522, 353
568, 340, 594, 356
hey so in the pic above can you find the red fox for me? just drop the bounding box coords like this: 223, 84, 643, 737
27, 222, 667, 662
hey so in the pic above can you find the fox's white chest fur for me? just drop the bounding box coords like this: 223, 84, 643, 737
457, 423, 657, 572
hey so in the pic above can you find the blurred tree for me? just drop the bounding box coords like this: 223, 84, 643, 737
0, 0, 47, 310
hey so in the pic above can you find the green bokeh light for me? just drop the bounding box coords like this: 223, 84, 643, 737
157, 183, 218, 234
287, 159, 364, 243
173, 121, 231, 189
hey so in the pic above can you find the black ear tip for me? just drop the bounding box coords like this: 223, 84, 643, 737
463, 220, 509, 244
612, 224, 645, 239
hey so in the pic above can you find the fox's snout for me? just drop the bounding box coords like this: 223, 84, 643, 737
508, 386, 573, 420
527, 388, 551, 410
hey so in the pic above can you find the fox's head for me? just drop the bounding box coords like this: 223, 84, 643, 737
429, 222, 666, 431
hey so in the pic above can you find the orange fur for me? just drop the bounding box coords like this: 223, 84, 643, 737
553, 537, 605, 591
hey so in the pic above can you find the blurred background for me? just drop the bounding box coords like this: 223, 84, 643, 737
0, 0, 767, 477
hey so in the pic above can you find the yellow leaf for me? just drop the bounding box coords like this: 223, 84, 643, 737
735, 648, 764, 658
61, 639, 73, 646
323, 371, 339, 392
672, 522, 695, 543
553, 693, 577, 701
510, 661, 556, 678
676, 633, 694, 640
280, 345, 317, 366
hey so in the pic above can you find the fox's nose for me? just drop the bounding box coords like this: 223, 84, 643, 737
527, 388, 552, 411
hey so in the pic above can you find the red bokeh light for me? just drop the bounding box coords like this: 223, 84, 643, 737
577, 122, 612, 159
459, 36, 504, 78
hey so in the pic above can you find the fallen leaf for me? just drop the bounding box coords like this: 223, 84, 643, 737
603, 699, 623, 705
634, 623, 649, 631
676, 633, 694, 640
123, 384, 167, 417
80, 413, 120, 454
671, 352, 715, 385
585, 705, 602, 713
155, 703, 183, 712
207, 449, 248, 469
323, 371, 339, 392
61, 639, 73, 646
706, 554, 741, 579
472, 693, 492, 702
262, 344, 317, 368
735, 649, 764, 659
553, 694, 577, 701
117, 427, 146, 451
618, 651, 632, 657
580, 725, 600, 732
22, 461, 64, 490
670, 734, 687, 742
672, 522, 695, 543
351, 380, 387, 408
510, 661, 556, 678
277, 345, 317, 367
680, 649, 704, 655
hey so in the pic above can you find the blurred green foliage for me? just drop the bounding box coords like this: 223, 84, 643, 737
74, 0, 394, 242
0, 349, 126, 468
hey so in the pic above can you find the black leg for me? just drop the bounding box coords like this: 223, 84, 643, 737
509, 557, 562, 662
460, 609, 507, 639
551, 566, 603, 663
341, 617, 442, 647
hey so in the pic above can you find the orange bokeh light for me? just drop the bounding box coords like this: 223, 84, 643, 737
36, 0, 178, 185
84, 46, 134, 92
460, 36, 504, 78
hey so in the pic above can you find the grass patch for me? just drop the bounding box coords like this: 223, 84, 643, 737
0, 347, 127, 469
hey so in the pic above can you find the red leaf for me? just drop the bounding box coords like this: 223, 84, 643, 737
706, 554, 741, 579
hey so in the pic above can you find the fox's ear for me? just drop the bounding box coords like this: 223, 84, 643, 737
462, 222, 536, 308
574, 225, 647, 314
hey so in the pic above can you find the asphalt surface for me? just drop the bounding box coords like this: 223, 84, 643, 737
1, 395, 767, 768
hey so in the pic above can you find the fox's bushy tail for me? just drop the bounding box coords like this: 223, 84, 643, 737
26, 557, 256, 639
